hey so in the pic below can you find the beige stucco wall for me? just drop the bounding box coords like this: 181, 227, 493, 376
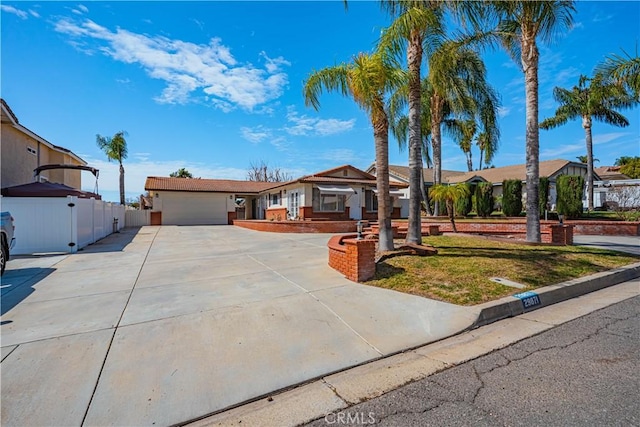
1, 125, 83, 188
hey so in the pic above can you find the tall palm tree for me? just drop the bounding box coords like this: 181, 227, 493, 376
96, 130, 128, 205
426, 39, 500, 214
304, 52, 404, 252
487, 1, 575, 242
379, 2, 444, 244
429, 183, 470, 232
540, 75, 632, 211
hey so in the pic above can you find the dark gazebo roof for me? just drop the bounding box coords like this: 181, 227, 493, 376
1, 182, 101, 199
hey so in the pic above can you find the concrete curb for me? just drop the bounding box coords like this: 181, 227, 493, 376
471, 262, 640, 328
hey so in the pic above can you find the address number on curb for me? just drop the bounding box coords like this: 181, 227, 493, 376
514, 291, 541, 309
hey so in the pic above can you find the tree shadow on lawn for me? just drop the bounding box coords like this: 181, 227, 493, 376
374, 245, 637, 289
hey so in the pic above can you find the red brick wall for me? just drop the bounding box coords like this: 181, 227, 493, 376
265, 207, 288, 221
391, 220, 638, 238
361, 207, 402, 221
569, 221, 639, 236
328, 235, 376, 282
300, 206, 351, 220
234, 220, 357, 233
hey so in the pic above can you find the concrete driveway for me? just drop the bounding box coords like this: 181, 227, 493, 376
1, 226, 478, 426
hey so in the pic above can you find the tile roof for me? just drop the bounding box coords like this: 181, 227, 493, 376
388, 165, 467, 183
446, 159, 581, 184
594, 166, 630, 181
144, 177, 280, 193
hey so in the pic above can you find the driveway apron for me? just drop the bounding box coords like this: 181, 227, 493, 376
1, 226, 477, 426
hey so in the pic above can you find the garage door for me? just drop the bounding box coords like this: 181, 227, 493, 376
161, 192, 229, 225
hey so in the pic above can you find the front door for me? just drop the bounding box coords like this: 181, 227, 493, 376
351, 189, 362, 220
289, 191, 299, 219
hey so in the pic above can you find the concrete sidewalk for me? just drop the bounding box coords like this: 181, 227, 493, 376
1, 226, 477, 427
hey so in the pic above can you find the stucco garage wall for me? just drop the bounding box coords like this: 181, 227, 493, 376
159, 191, 230, 225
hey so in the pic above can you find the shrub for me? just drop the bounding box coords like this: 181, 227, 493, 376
475, 182, 494, 218
539, 176, 550, 216
502, 179, 523, 217
556, 175, 585, 219
455, 183, 475, 216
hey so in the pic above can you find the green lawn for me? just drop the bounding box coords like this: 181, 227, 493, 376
366, 235, 639, 306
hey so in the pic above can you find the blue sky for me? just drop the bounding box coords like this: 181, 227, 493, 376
2, 1, 639, 203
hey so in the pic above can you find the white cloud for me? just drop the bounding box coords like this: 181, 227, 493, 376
54, 18, 290, 111
1, 5, 28, 19
29, 9, 40, 18
284, 107, 355, 136
78, 4, 89, 13
498, 106, 511, 118
240, 126, 271, 143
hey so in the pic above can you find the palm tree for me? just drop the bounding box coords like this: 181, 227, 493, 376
429, 183, 470, 232
540, 75, 632, 211
379, 3, 444, 245
425, 39, 500, 214
595, 48, 640, 100
486, 1, 575, 242
96, 130, 128, 205
304, 51, 404, 252
576, 155, 599, 164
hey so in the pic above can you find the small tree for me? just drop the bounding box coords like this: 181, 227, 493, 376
539, 176, 550, 216
430, 184, 470, 233
607, 185, 640, 221
247, 161, 292, 182
502, 179, 523, 217
556, 175, 585, 219
170, 168, 193, 178
455, 183, 475, 217
617, 156, 640, 179
475, 182, 494, 218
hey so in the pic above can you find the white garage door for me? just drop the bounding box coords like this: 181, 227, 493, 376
162, 192, 229, 225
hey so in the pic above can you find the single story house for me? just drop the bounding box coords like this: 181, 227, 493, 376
377, 159, 596, 210
144, 165, 407, 226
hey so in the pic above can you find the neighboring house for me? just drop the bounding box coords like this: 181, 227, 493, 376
1, 99, 87, 189
593, 166, 639, 209
594, 165, 630, 181
144, 165, 407, 226
366, 164, 467, 217
378, 159, 595, 210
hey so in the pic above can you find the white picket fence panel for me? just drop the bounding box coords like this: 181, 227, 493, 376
125, 210, 150, 227
1, 196, 125, 255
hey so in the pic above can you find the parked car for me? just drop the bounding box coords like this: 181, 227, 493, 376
1, 211, 16, 275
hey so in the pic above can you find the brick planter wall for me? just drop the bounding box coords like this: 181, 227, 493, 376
328, 234, 376, 282
390, 219, 638, 239
569, 221, 640, 236
265, 207, 288, 221
299, 207, 351, 221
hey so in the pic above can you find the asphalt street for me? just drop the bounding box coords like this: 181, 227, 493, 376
306, 295, 640, 427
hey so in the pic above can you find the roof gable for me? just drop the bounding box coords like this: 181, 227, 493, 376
300, 164, 377, 180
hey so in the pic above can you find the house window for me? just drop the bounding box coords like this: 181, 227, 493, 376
27, 146, 36, 155
365, 189, 378, 212
270, 193, 280, 206
312, 188, 345, 212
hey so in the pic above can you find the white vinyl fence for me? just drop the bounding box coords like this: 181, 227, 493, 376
125, 209, 151, 227
1, 196, 125, 255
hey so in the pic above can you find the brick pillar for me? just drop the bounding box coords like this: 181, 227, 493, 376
344, 238, 376, 282
428, 225, 441, 236
550, 224, 574, 245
